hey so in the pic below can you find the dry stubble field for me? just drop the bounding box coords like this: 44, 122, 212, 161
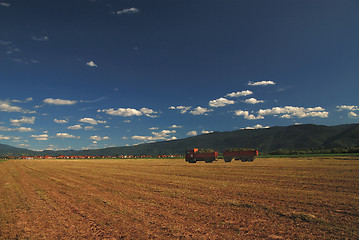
0, 156, 358, 239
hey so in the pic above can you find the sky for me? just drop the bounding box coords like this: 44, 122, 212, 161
0, 0, 359, 151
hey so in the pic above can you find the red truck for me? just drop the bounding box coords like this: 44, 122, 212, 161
223, 149, 258, 162
185, 148, 218, 163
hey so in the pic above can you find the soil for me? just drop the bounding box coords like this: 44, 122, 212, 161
0, 157, 358, 239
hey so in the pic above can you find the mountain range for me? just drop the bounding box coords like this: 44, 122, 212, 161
1, 123, 358, 157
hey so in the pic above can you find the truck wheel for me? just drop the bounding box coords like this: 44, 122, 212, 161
224, 157, 232, 162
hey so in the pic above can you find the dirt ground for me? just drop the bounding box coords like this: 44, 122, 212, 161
0, 156, 358, 239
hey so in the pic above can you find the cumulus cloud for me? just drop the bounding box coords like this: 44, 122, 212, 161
31, 134, 49, 141
336, 105, 359, 111
244, 98, 264, 104
54, 119, 68, 124
140, 108, 158, 117
98, 107, 157, 117
169, 106, 191, 114
169, 125, 183, 129
10, 116, 35, 126
130, 130, 176, 142
209, 97, 235, 107
241, 124, 270, 130
336, 105, 358, 118
86, 61, 98, 67
56, 133, 77, 138
248, 80, 276, 86
11, 97, 33, 103
79, 118, 106, 125
67, 124, 82, 130
348, 112, 358, 118
202, 130, 213, 134
257, 106, 328, 119
116, 8, 139, 15
0, 100, 26, 112
43, 98, 77, 105
234, 110, 264, 120
187, 131, 198, 136
225, 90, 253, 98
0, 135, 20, 140
190, 106, 213, 115
0, 126, 34, 132
90, 135, 109, 141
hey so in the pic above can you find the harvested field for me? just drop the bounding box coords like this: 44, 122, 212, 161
0, 157, 358, 239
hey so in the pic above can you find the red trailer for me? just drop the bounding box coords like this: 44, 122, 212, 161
223, 149, 258, 162
185, 148, 218, 163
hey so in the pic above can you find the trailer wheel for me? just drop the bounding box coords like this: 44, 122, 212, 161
188, 158, 197, 163
224, 157, 232, 162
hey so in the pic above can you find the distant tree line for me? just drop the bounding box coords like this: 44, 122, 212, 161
267, 147, 359, 155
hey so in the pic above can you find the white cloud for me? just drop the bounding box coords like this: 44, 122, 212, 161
209, 97, 235, 107
98, 107, 157, 117
130, 130, 176, 142
90, 136, 101, 141
43, 98, 77, 105
0, 2, 10, 7
190, 106, 213, 115
18, 144, 30, 148
140, 108, 158, 117
0, 127, 34, 132
225, 90, 253, 98
56, 133, 77, 138
257, 106, 328, 119
86, 61, 98, 67
10, 116, 35, 126
348, 112, 358, 118
84, 126, 95, 130
0, 100, 23, 112
116, 8, 139, 15
248, 80, 276, 86
234, 110, 264, 120
187, 131, 198, 136
17, 127, 34, 132
30, 134, 49, 141
67, 124, 82, 130
31, 36, 49, 41
169, 106, 192, 114
12, 97, 33, 103
337, 105, 359, 111
0, 135, 18, 140
202, 130, 213, 134
149, 127, 159, 130
0, 126, 34, 132
79, 118, 106, 125
169, 125, 183, 129
241, 124, 270, 130
54, 119, 68, 124
244, 98, 264, 104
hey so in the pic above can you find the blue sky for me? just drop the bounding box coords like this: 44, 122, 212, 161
1, 0, 358, 151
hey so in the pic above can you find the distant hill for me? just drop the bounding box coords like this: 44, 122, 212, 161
0, 143, 35, 156
1, 123, 359, 157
